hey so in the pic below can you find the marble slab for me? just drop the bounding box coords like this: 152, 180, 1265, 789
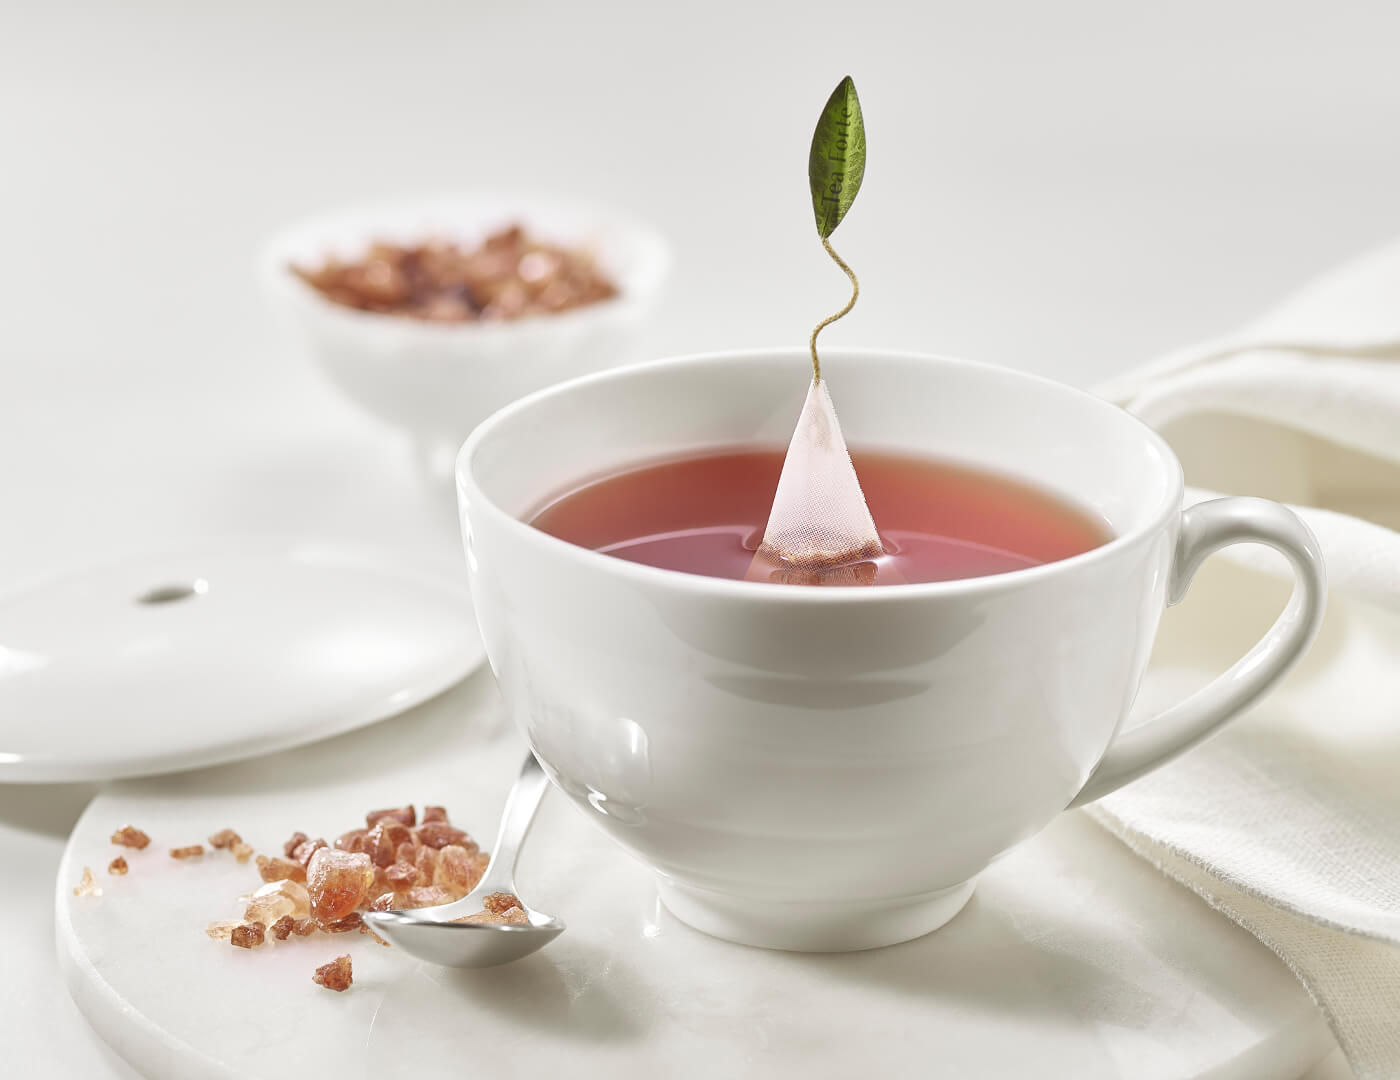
56, 669, 1331, 1080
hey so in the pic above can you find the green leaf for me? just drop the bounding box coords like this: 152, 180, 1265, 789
808, 76, 866, 239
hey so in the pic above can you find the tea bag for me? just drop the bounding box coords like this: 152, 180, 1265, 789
747, 378, 890, 586
747, 75, 893, 587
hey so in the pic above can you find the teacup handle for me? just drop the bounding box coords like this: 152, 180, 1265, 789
1069, 497, 1326, 808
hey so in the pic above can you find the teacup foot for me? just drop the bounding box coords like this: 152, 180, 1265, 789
655, 876, 976, 952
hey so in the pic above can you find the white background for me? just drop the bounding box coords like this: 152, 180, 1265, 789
5, 1, 1400, 389
3, 1, 1396, 1075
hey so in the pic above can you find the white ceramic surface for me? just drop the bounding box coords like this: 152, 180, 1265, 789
55, 668, 1333, 1080
0, 543, 483, 783
261, 195, 671, 479
457, 349, 1326, 951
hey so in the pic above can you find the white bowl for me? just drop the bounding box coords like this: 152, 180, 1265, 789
260, 195, 671, 478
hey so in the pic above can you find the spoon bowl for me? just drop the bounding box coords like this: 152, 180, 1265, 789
366, 752, 565, 967
368, 906, 564, 968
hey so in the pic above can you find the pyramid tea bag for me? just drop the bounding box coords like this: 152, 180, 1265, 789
748, 76, 893, 587
748, 378, 886, 585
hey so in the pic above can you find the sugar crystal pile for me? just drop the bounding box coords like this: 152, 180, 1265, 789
203, 803, 490, 953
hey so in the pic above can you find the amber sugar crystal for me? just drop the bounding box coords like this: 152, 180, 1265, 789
384, 862, 421, 891
312, 955, 353, 992
456, 894, 528, 925
244, 879, 311, 925
416, 821, 473, 850
307, 848, 375, 922
434, 845, 487, 896
108, 856, 129, 875
170, 845, 205, 860
73, 867, 101, 898
256, 854, 307, 884
402, 885, 456, 909
110, 825, 150, 850
207, 828, 243, 850
483, 892, 523, 915
291, 838, 328, 867
366, 806, 415, 828
231, 922, 266, 949
367, 820, 412, 867
458, 908, 529, 925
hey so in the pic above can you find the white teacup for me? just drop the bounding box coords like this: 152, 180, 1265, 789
456, 349, 1325, 952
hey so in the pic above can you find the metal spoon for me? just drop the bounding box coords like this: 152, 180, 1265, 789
365, 752, 564, 967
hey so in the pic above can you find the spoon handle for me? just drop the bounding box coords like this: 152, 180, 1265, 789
476, 752, 551, 894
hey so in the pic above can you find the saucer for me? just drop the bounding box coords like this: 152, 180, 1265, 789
1, 543, 482, 782
56, 670, 1330, 1080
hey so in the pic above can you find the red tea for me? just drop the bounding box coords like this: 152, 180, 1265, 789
529, 448, 1111, 586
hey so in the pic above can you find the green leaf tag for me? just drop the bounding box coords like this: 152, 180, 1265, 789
808, 76, 866, 239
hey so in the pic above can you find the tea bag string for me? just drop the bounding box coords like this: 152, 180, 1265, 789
808, 236, 859, 383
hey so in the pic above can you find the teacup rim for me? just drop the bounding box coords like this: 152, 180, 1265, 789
456, 347, 1185, 601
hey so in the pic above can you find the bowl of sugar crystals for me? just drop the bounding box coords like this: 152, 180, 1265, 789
261, 195, 671, 481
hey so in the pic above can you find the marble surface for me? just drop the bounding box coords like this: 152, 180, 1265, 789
57, 669, 1332, 1080
5, 1, 1396, 1075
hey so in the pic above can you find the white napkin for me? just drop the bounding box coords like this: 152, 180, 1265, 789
1090, 241, 1400, 1079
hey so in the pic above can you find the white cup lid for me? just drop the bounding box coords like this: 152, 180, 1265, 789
0, 543, 482, 783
